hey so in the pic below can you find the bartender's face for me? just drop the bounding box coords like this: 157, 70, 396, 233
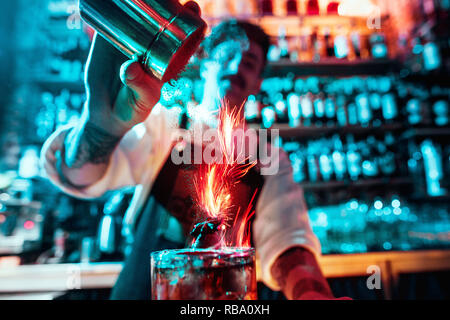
201, 38, 264, 109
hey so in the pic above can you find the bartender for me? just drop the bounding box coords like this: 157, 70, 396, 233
41, 2, 345, 300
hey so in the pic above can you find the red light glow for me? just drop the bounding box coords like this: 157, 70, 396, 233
23, 220, 35, 230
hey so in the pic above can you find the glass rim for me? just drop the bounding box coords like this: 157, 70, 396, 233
150, 247, 255, 270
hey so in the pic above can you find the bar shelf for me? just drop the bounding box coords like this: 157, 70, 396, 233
249, 123, 405, 139
299, 177, 413, 191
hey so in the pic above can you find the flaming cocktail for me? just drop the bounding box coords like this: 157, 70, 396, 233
151, 247, 257, 300
151, 102, 259, 300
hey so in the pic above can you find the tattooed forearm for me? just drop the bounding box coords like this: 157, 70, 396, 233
64, 121, 122, 169
271, 247, 334, 300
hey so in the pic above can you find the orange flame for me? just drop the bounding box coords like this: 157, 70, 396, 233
192, 101, 257, 247
228, 190, 258, 247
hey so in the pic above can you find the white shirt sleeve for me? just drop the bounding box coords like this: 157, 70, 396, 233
253, 145, 321, 291
39, 104, 176, 199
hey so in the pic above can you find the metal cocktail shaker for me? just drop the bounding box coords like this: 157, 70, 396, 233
79, 0, 207, 81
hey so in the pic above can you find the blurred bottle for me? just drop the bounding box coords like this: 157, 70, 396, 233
355, 92, 372, 126
331, 135, 347, 181
350, 30, 361, 59
361, 136, 379, 179
423, 34, 442, 71
244, 95, 260, 124
18, 146, 40, 179
310, 28, 321, 61
370, 33, 388, 59
278, 26, 290, 60
432, 100, 449, 126
307, 141, 320, 182
290, 150, 307, 183
406, 98, 425, 126
324, 94, 337, 127
324, 28, 334, 58
313, 92, 325, 127
260, 0, 274, 15
300, 93, 314, 126
334, 28, 349, 59
273, 92, 288, 123
421, 139, 446, 197
408, 140, 427, 195
369, 91, 383, 126
346, 135, 362, 181
261, 106, 276, 128
381, 93, 399, 123
336, 94, 348, 127
377, 140, 396, 178
286, 0, 298, 15
287, 92, 301, 127
306, 0, 320, 15
347, 102, 358, 126
318, 140, 334, 182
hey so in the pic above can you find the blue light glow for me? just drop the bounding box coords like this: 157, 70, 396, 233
392, 199, 401, 208
374, 200, 383, 210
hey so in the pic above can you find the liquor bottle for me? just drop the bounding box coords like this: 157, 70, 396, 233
346, 135, 362, 181
278, 26, 290, 60
324, 28, 334, 58
325, 94, 337, 127
381, 93, 398, 123
361, 136, 379, 179
369, 91, 382, 126
350, 31, 361, 58
423, 34, 442, 71
406, 98, 423, 126
336, 95, 348, 127
313, 93, 326, 127
290, 150, 307, 183
274, 92, 288, 123
261, 106, 276, 128
421, 140, 446, 197
326, 1, 339, 15
307, 141, 320, 182
260, 0, 274, 15
355, 92, 372, 126
331, 135, 347, 181
306, 0, 320, 15
286, 0, 298, 15
318, 140, 334, 182
334, 28, 349, 59
377, 141, 396, 178
244, 94, 260, 124
347, 102, 359, 126
287, 92, 301, 127
300, 93, 314, 127
433, 100, 449, 127
310, 28, 321, 61
370, 33, 388, 59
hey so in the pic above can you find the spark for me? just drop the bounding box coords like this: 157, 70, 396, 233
192, 100, 258, 248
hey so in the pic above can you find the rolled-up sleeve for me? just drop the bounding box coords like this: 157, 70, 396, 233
253, 146, 321, 291
39, 104, 175, 199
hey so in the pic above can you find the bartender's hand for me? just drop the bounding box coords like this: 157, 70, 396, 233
86, 35, 163, 137
83, 0, 202, 137
59, 1, 201, 187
